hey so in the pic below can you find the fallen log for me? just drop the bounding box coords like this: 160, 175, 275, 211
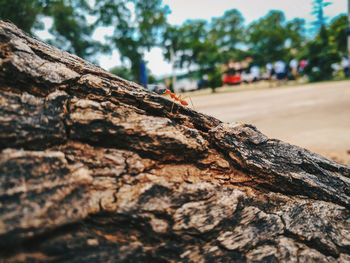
0, 20, 349, 262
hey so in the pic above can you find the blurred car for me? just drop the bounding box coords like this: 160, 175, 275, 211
240, 71, 252, 83
175, 78, 198, 93
197, 77, 208, 89
222, 73, 241, 85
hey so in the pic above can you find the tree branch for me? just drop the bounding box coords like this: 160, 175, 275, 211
0, 20, 349, 262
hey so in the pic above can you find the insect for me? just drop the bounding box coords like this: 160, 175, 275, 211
162, 89, 194, 113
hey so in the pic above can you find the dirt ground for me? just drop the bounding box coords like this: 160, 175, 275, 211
191, 80, 350, 165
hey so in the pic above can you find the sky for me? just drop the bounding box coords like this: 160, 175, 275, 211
59, 0, 348, 78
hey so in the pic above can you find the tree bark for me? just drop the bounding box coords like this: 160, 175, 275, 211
0, 20, 349, 262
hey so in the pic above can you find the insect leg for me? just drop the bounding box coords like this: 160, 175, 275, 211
171, 98, 176, 113
181, 96, 195, 109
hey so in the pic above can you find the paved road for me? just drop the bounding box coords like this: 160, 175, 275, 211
192, 80, 350, 165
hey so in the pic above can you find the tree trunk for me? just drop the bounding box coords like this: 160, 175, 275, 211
0, 20, 349, 262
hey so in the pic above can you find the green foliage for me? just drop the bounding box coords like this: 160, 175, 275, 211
44, 0, 101, 60
163, 19, 223, 92
94, 0, 169, 82
163, 9, 245, 82
311, 0, 332, 32
0, 0, 345, 85
147, 73, 157, 84
163, 9, 308, 89
295, 11, 345, 82
0, 0, 168, 81
285, 19, 306, 52
109, 66, 133, 80
163, 20, 209, 69
0, 0, 99, 60
304, 25, 340, 81
207, 66, 223, 92
247, 11, 305, 66
209, 9, 245, 51
328, 14, 347, 56
0, 0, 44, 33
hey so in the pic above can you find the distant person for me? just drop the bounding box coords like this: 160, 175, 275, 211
226, 60, 236, 75
250, 65, 260, 82
240, 60, 249, 73
266, 62, 274, 80
342, 57, 349, 77
274, 60, 287, 85
266, 62, 274, 87
233, 61, 241, 71
289, 59, 299, 80
299, 59, 307, 73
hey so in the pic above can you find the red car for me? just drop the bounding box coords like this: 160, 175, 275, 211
222, 73, 242, 85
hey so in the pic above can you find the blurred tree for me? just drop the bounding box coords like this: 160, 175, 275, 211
44, 0, 101, 60
285, 18, 306, 58
163, 20, 209, 69
209, 9, 245, 51
304, 25, 340, 81
196, 42, 222, 92
328, 14, 348, 55
246, 11, 305, 66
109, 66, 133, 80
147, 73, 157, 84
0, 0, 44, 33
94, 0, 169, 82
0, 0, 100, 60
311, 0, 332, 32
163, 20, 222, 91
207, 8, 247, 72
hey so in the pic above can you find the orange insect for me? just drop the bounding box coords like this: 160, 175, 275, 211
162, 89, 194, 113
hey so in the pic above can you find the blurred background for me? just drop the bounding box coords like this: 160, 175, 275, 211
0, 0, 349, 164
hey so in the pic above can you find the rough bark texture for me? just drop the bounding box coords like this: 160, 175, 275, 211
0, 20, 350, 262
